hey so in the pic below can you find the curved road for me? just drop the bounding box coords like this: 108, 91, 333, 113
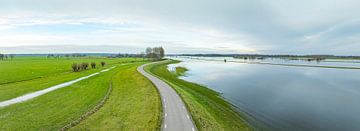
138, 63, 197, 131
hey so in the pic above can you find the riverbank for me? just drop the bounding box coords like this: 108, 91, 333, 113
145, 60, 252, 131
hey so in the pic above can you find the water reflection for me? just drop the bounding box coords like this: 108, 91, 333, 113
168, 58, 360, 131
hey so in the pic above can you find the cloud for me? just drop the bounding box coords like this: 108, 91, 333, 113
0, 0, 360, 54
0, 34, 75, 47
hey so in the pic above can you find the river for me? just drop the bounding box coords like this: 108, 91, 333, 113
168, 57, 360, 131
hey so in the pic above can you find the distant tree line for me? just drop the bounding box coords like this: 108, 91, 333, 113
0, 53, 15, 60
108, 53, 142, 58
72, 61, 106, 72
47, 53, 87, 59
145, 47, 165, 60
107, 47, 165, 61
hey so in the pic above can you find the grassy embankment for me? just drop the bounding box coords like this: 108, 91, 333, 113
0, 57, 161, 130
174, 66, 188, 76
72, 63, 161, 130
145, 60, 252, 131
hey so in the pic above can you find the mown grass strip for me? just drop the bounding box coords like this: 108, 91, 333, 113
145, 60, 252, 131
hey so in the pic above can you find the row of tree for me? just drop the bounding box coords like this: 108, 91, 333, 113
106, 47, 165, 60
108, 53, 142, 58
0, 53, 14, 60
47, 53, 87, 58
145, 47, 165, 60
72, 62, 106, 72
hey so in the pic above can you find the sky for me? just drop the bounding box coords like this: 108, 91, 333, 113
0, 0, 360, 55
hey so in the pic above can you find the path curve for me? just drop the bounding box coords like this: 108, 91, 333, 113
138, 62, 197, 131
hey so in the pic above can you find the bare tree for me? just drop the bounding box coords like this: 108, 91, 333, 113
159, 47, 165, 59
144, 47, 165, 61
153, 47, 161, 60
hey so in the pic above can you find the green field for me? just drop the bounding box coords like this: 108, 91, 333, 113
145, 60, 252, 131
0, 57, 161, 130
0, 57, 139, 84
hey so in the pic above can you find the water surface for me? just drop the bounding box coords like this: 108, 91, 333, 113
168, 57, 360, 131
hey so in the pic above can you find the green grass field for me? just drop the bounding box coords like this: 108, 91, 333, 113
0, 57, 140, 84
145, 60, 252, 131
0, 57, 161, 130
72, 63, 161, 130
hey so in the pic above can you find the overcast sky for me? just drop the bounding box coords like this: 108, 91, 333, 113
0, 0, 360, 55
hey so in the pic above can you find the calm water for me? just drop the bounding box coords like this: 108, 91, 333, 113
174, 56, 360, 68
168, 57, 360, 131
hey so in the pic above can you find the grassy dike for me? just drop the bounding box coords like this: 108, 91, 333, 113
0, 62, 161, 130
72, 63, 162, 130
145, 60, 252, 131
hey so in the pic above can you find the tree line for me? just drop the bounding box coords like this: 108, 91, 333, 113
72, 61, 106, 72
108, 47, 165, 61
47, 53, 87, 58
144, 47, 165, 60
0, 53, 14, 60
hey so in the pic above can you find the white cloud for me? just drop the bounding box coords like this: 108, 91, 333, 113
0, 34, 75, 47
0, 0, 360, 54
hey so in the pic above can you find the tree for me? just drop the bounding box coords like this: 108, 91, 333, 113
81, 63, 89, 70
140, 51, 145, 60
101, 62, 106, 67
145, 47, 152, 58
47, 54, 54, 58
144, 47, 165, 61
9, 54, 14, 59
159, 47, 165, 59
72, 63, 80, 72
91, 62, 96, 69
153, 47, 161, 60
0, 53, 4, 60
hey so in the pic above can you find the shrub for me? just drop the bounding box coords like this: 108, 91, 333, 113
72, 63, 80, 72
81, 62, 89, 70
91, 62, 96, 69
101, 62, 106, 67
